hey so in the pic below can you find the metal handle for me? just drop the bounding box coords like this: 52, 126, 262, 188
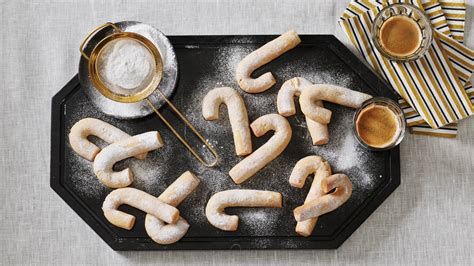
145, 95, 219, 168
79, 22, 121, 60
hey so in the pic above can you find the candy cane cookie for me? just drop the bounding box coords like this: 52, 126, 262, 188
205, 189, 282, 231
102, 187, 179, 230
69, 118, 147, 161
236, 30, 301, 93
145, 171, 200, 245
289, 156, 332, 236
289, 155, 326, 188
277, 77, 329, 145
294, 174, 352, 222
93, 131, 164, 188
202, 87, 252, 156
229, 114, 292, 184
299, 84, 373, 124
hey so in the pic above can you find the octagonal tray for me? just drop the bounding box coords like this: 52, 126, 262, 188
51, 35, 400, 250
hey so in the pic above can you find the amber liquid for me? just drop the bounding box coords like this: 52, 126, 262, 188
379, 15, 422, 57
356, 105, 400, 148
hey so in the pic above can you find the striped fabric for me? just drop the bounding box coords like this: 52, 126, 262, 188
422, 0, 452, 37
339, 0, 474, 138
440, 0, 474, 103
410, 0, 472, 136
409, 122, 458, 137
440, 0, 466, 43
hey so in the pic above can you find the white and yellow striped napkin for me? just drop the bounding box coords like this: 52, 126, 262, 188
339, 0, 474, 138
407, 0, 473, 137
440, 0, 466, 44
406, 0, 474, 138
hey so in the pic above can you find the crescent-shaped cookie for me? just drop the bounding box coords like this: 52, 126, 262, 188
205, 189, 282, 231
202, 87, 252, 156
145, 171, 200, 245
69, 118, 147, 161
93, 131, 164, 188
236, 30, 301, 93
277, 77, 329, 145
229, 114, 292, 184
294, 174, 353, 222
102, 187, 180, 230
299, 84, 373, 124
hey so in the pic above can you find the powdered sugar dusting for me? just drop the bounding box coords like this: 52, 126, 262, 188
261, 51, 380, 194
67, 151, 108, 200
63, 39, 389, 242
214, 45, 254, 84
238, 208, 280, 235
303, 111, 378, 196
65, 96, 177, 197
79, 21, 178, 119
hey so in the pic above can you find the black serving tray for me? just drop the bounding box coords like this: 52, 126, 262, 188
51, 35, 400, 250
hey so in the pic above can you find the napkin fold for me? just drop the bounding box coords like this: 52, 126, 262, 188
339, 0, 474, 138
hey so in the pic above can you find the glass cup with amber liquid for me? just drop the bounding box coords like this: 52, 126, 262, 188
353, 97, 406, 151
372, 3, 433, 61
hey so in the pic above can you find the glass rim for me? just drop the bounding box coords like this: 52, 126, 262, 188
353, 97, 407, 151
371, 3, 433, 62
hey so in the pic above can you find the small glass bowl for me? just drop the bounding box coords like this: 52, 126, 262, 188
372, 3, 433, 62
353, 97, 406, 151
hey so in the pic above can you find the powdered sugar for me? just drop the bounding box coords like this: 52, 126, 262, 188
236, 30, 301, 93
205, 189, 281, 231
238, 208, 280, 235
67, 151, 107, 200
79, 21, 178, 119
98, 39, 155, 93
210, 43, 378, 192
302, 110, 377, 194
64, 96, 176, 197
64, 39, 388, 241
145, 216, 190, 245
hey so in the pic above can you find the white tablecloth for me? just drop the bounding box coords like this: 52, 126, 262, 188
1, 0, 473, 265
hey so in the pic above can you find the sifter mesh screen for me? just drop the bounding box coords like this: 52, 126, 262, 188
96, 38, 157, 96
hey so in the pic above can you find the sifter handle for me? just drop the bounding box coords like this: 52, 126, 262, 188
79, 22, 121, 60
145, 97, 219, 168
